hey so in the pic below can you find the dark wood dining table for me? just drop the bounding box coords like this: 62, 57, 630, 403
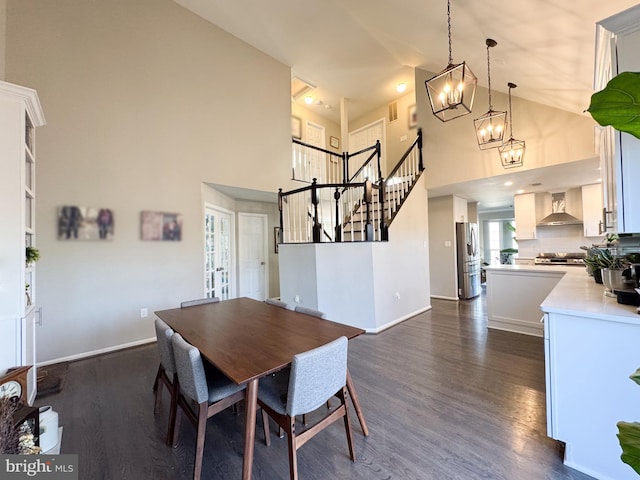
155, 297, 367, 480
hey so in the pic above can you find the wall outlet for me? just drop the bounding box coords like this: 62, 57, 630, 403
394, 292, 400, 300
140, 308, 148, 318
294, 295, 300, 303
444, 240, 452, 247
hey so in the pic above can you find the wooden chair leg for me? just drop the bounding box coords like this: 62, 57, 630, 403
338, 387, 356, 461
261, 408, 271, 446
153, 364, 162, 393
166, 375, 179, 445
171, 403, 182, 448
193, 402, 208, 480
286, 416, 298, 480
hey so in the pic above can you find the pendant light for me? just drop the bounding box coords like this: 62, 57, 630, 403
474, 39, 506, 149
498, 82, 525, 168
425, 0, 477, 122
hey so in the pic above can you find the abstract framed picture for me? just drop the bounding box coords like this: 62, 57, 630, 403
141, 211, 182, 241
57, 206, 114, 241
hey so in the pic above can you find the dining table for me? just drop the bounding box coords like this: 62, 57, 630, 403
155, 297, 367, 480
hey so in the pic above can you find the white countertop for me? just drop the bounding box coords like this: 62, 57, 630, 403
486, 264, 640, 324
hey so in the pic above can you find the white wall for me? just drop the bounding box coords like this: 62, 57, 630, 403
5, 0, 292, 363
428, 196, 458, 299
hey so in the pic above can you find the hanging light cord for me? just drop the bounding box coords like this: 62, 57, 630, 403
486, 44, 493, 110
507, 83, 517, 138
447, 0, 453, 65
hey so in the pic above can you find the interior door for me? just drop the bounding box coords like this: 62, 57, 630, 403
306, 120, 326, 182
204, 206, 234, 300
348, 118, 386, 180
238, 213, 268, 301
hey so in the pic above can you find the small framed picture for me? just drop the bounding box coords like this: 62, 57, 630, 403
330, 136, 340, 149
291, 116, 302, 139
408, 104, 417, 129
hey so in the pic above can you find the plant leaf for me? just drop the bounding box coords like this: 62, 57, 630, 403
587, 72, 640, 140
630, 368, 640, 386
618, 421, 640, 475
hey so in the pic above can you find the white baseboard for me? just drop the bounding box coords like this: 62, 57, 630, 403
430, 295, 459, 301
37, 337, 156, 367
365, 305, 433, 334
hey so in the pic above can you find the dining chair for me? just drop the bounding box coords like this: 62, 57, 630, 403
258, 336, 355, 480
171, 333, 246, 480
293, 305, 327, 319
265, 298, 294, 310
180, 297, 221, 308
152, 319, 180, 445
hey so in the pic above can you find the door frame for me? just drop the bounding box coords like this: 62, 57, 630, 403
237, 212, 269, 300
349, 117, 387, 177
204, 203, 236, 299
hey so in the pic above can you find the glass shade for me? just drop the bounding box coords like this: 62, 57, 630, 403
474, 109, 507, 149
425, 62, 477, 122
499, 137, 525, 168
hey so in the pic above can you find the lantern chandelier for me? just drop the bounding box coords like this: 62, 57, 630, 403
473, 39, 506, 149
498, 82, 526, 168
425, 0, 477, 122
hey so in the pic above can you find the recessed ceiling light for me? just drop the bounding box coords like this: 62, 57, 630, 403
516, 189, 524, 194
504, 181, 513, 186
304, 96, 313, 105
397, 82, 407, 93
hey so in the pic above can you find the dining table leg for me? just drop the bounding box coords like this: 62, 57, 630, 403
242, 378, 259, 480
346, 369, 369, 436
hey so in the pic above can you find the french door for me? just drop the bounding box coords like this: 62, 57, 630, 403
204, 205, 234, 300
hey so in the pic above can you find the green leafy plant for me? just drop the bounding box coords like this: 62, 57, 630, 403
587, 72, 640, 140
25, 246, 40, 266
584, 248, 627, 270
618, 368, 640, 475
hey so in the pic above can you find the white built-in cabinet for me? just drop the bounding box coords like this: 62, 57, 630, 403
581, 183, 604, 237
514, 193, 536, 239
596, 5, 640, 234
0, 81, 46, 405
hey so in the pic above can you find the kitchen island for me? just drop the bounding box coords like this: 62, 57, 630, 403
487, 264, 640, 479
541, 267, 640, 480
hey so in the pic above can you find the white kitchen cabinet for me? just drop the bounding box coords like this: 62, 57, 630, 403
581, 183, 604, 237
0, 81, 45, 404
596, 5, 640, 234
514, 193, 536, 239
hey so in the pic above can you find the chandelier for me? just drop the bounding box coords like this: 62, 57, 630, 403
425, 0, 477, 122
498, 82, 525, 168
473, 39, 506, 149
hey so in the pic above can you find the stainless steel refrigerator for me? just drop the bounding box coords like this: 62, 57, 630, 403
456, 222, 481, 299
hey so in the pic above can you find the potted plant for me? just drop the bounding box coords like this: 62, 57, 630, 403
584, 248, 625, 284
25, 246, 40, 267
588, 72, 640, 140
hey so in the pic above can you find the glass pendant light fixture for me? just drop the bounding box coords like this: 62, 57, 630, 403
425, 0, 477, 122
499, 82, 525, 168
474, 39, 506, 149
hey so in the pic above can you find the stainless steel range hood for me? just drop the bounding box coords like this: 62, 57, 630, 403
537, 192, 583, 226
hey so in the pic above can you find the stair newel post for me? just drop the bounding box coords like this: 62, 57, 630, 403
311, 178, 321, 243
417, 128, 424, 172
364, 178, 374, 242
278, 188, 284, 243
342, 151, 349, 185
333, 188, 342, 242
379, 178, 388, 241
375, 140, 382, 181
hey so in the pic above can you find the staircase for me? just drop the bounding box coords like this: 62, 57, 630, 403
279, 129, 423, 244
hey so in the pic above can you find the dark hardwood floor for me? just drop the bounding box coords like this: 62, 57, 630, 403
37, 294, 594, 479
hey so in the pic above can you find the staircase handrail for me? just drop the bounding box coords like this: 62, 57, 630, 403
385, 128, 423, 184
347, 140, 381, 185
292, 138, 344, 160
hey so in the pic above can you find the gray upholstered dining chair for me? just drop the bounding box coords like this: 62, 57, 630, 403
258, 336, 355, 480
293, 305, 327, 319
171, 333, 245, 480
265, 297, 293, 310
152, 319, 180, 445
180, 297, 221, 308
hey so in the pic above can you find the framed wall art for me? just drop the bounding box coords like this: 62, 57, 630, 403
57, 206, 114, 241
408, 104, 417, 129
141, 211, 182, 241
291, 116, 302, 139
